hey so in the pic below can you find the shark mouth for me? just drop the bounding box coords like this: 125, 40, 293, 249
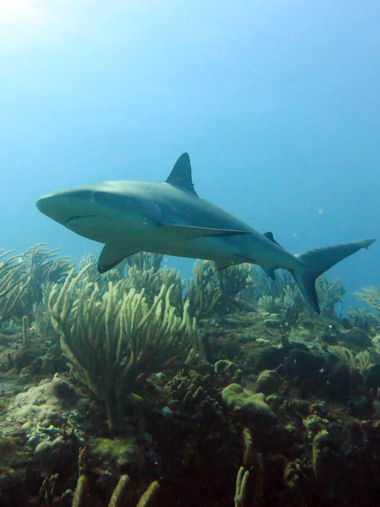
65, 215, 100, 226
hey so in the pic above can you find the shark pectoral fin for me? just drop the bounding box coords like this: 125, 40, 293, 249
98, 244, 135, 273
162, 223, 250, 239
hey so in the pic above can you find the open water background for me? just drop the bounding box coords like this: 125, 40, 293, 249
1, 1, 379, 307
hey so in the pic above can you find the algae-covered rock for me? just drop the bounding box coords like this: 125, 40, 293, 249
7, 375, 76, 431
312, 430, 330, 479
282, 348, 324, 380
325, 361, 350, 401
214, 359, 242, 384
35, 436, 65, 454
256, 369, 281, 395
365, 363, 380, 388
347, 395, 372, 418
303, 414, 328, 438
343, 328, 371, 350
221, 383, 274, 421
254, 346, 286, 373
91, 436, 144, 468
5, 374, 81, 455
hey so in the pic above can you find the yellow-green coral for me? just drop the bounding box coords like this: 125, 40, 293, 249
48, 268, 201, 426
78, 253, 122, 289
127, 251, 163, 272
0, 244, 72, 323
214, 262, 251, 297
185, 260, 222, 319
328, 346, 372, 371
316, 275, 345, 317
126, 264, 183, 308
347, 306, 379, 330
184, 260, 253, 318
355, 287, 380, 312
0, 249, 28, 322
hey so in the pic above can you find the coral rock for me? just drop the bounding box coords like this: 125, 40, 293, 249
343, 328, 371, 350
365, 363, 380, 389
256, 369, 282, 395
221, 383, 275, 422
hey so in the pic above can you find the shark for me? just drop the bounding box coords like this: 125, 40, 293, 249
36, 153, 375, 313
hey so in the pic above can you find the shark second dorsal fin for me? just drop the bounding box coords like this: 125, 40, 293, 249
166, 153, 198, 196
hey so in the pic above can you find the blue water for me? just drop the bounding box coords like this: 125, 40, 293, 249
1, 1, 379, 307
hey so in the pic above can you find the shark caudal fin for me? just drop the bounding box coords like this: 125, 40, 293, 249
292, 238, 375, 313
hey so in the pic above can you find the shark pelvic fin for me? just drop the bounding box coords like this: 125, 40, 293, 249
264, 231, 282, 248
264, 231, 275, 241
263, 266, 276, 279
162, 223, 250, 239
166, 153, 198, 196
98, 244, 135, 273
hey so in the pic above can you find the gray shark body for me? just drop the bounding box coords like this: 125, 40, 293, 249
36, 153, 375, 312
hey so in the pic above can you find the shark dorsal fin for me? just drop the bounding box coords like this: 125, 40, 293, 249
166, 153, 197, 196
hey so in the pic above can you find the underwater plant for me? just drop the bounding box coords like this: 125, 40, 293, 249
77, 253, 124, 289
80, 251, 184, 309
355, 287, 380, 312
240, 266, 299, 310
328, 346, 373, 372
21, 244, 72, 302
185, 260, 254, 318
185, 260, 223, 319
256, 294, 283, 314
0, 244, 72, 323
214, 262, 251, 298
127, 251, 163, 272
48, 268, 200, 428
347, 306, 380, 331
127, 264, 184, 308
31, 282, 59, 340
0, 250, 29, 323
316, 275, 345, 318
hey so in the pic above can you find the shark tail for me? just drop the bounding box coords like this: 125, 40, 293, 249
292, 238, 375, 313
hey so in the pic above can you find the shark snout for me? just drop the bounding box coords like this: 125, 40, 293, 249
36, 194, 60, 219
36, 194, 53, 214
36, 191, 94, 225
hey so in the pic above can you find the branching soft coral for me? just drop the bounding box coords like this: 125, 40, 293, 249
48, 268, 201, 428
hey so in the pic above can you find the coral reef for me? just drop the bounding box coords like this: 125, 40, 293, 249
1, 244, 380, 505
